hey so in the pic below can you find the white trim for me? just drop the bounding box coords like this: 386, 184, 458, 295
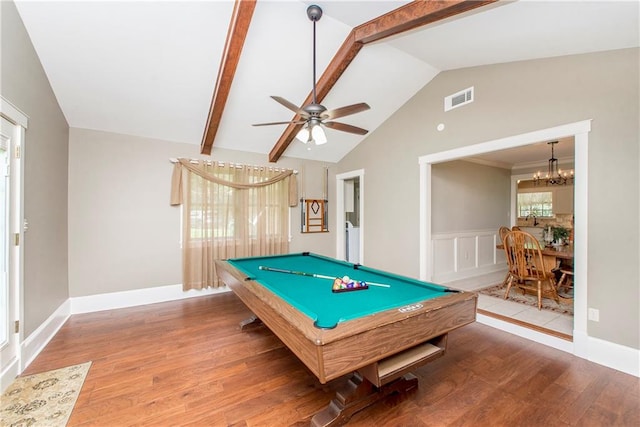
0, 97, 28, 129
572, 131, 588, 355
21, 299, 70, 371
585, 335, 639, 377
71, 284, 229, 314
0, 98, 26, 391
419, 163, 431, 280
416, 121, 640, 375
0, 358, 19, 392
479, 320, 636, 377
510, 173, 532, 226
419, 121, 591, 165
335, 169, 364, 263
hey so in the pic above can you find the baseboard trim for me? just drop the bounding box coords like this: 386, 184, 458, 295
586, 335, 639, 377
70, 283, 230, 314
477, 313, 639, 377
1, 357, 20, 393
22, 299, 71, 371
433, 265, 505, 285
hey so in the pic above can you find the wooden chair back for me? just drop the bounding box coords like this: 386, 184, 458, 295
503, 231, 548, 280
498, 226, 510, 245
503, 230, 559, 308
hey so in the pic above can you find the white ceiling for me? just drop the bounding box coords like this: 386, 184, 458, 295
14, 0, 640, 164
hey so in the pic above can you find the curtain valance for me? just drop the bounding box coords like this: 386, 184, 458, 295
171, 158, 298, 207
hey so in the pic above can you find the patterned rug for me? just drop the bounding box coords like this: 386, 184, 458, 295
478, 284, 573, 316
1, 361, 91, 427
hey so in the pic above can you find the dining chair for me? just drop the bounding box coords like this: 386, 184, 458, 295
498, 226, 512, 286
503, 230, 559, 310
556, 266, 574, 295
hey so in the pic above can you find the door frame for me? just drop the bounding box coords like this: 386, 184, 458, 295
0, 97, 27, 391
419, 120, 590, 357
335, 169, 364, 263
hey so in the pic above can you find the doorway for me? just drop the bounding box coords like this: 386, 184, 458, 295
0, 100, 26, 392
419, 120, 590, 356
335, 170, 364, 263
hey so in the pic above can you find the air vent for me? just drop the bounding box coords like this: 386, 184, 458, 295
444, 86, 474, 111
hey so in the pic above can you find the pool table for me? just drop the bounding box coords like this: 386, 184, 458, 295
215, 252, 477, 426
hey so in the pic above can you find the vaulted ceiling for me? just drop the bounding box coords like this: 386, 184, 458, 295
14, 0, 639, 165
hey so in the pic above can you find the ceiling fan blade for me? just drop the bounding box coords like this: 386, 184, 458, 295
271, 96, 307, 116
323, 103, 370, 120
252, 120, 307, 127
324, 121, 368, 135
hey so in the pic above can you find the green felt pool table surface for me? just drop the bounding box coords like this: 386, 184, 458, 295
227, 252, 452, 329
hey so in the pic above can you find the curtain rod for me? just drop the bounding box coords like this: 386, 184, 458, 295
169, 158, 297, 174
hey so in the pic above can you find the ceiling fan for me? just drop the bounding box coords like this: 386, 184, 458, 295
252, 4, 370, 145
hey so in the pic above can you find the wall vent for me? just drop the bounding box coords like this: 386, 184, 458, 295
444, 86, 474, 111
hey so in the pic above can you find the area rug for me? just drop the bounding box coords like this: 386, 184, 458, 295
478, 284, 573, 316
1, 361, 91, 427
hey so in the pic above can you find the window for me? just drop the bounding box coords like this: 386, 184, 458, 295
517, 191, 553, 217
170, 159, 296, 290
187, 168, 288, 241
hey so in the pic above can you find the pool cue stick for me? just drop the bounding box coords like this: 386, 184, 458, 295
363, 281, 391, 288
259, 266, 334, 280
258, 266, 390, 288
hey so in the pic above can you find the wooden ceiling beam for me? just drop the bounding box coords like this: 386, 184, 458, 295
353, 0, 498, 44
268, 0, 498, 162
200, 0, 256, 155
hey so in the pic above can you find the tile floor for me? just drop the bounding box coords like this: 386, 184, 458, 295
442, 271, 574, 337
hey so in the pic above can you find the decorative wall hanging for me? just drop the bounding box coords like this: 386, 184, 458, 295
301, 198, 328, 233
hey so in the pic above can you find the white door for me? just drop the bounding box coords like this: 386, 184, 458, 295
0, 116, 21, 391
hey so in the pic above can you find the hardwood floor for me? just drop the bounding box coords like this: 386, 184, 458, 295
23, 292, 639, 426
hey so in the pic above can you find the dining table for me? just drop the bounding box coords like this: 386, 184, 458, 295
497, 243, 574, 274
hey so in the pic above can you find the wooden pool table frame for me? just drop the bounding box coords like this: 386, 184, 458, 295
216, 258, 477, 425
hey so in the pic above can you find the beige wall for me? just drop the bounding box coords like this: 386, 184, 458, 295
339, 48, 640, 349
1, 1, 70, 336
68, 128, 336, 297
432, 160, 511, 233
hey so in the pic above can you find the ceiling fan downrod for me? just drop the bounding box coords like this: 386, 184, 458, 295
307, 5, 322, 106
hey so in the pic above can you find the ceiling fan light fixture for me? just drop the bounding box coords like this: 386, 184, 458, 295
295, 126, 310, 143
312, 124, 327, 145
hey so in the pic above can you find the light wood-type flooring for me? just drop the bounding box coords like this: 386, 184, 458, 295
23, 292, 639, 426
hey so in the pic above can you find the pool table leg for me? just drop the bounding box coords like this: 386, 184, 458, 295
310, 372, 418, 427
239, 314, 263, 330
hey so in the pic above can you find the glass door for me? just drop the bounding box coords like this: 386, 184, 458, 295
0, 116, 18, 391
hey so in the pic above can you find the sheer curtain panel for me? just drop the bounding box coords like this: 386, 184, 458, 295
171, 159, 298, 290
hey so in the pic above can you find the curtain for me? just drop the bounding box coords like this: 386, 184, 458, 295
171, 159, 298, 290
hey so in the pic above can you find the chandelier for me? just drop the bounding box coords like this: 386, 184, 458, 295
533, 141, 574, 186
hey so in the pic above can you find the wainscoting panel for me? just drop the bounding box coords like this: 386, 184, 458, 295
432, 229, 506, 283
432, 238, 455, 279
456, 236, 476, 272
